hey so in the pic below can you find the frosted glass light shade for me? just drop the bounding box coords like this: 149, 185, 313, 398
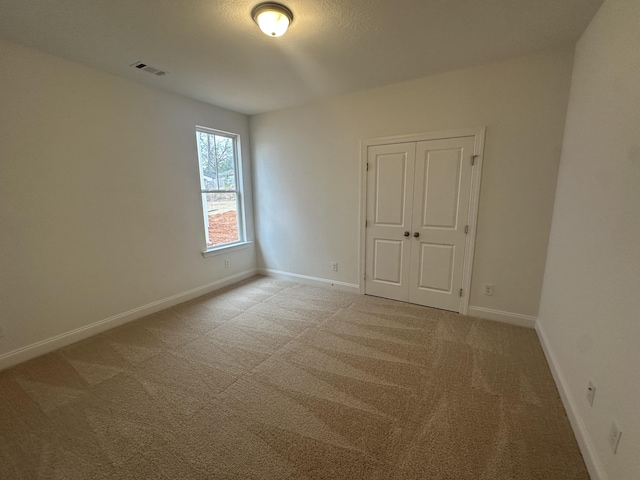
252, 3, 293, 37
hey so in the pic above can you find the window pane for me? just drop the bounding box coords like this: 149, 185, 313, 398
204, 192, 240, 247
196, 131, 237, 191
196, 132, 217, 190
213, 135, 236, 191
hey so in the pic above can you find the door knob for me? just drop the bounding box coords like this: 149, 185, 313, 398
404, 231, 410, 237
413, 232, 420, 238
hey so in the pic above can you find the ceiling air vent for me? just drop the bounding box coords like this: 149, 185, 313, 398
130, 61, 167, 77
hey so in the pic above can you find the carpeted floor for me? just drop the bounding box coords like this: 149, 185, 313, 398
0, 276, 588, 479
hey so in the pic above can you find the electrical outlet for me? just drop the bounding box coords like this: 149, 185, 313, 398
608, 421, 622, 454
224, 260, 230, 268
331, 262, 338, 272
586, 381, 596, 406
483, 284, 494, 296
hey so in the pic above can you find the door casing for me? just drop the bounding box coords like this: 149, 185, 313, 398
359, 127, 486, 315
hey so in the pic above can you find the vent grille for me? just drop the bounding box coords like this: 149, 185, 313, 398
130, 61, 167, 77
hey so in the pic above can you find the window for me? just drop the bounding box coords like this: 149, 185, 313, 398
195, 127, 245, 251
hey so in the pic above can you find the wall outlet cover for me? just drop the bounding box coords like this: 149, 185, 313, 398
586, 380, 596, 406
608, 421, 622, 454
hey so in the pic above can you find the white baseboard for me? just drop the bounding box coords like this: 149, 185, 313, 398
536, 322, 605, 480
467, 306, 537, 328
0, 269, 257, 372
258, 268, 360, 294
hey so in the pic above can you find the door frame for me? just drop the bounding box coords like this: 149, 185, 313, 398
359, 127, 486, 315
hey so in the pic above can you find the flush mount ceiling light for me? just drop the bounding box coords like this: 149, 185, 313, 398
252, 2, 293, 37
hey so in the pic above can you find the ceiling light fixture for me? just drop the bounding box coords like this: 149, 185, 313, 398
252, 3, 293, 38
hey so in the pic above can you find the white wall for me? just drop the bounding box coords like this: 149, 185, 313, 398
537, 0, 640, 478
0, 40, 256, 365
251, 51, 574, 318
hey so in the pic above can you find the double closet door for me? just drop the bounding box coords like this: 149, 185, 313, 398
364, 136, 476, 312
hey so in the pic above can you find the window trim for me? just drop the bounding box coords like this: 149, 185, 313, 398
195, 126, 247, 254
201, 240, 253, 258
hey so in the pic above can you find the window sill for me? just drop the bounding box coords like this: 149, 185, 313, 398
201, 241, 252, 258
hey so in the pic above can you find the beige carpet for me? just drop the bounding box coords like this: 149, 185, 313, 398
0, 276, 588, 479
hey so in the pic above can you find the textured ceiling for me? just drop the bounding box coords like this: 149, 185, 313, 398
0, 0, 602, 115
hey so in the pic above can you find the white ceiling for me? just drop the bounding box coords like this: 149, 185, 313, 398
0, 0, 602, 115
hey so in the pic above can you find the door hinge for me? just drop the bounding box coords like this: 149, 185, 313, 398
464, 225, 469, 234
459, 288, 463, 297
471, 155, 478, 166
366, 163, 369, 171
365, 220, 368, 228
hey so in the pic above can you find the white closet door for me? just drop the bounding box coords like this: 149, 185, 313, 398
364, 143, 416, 302
408, 136, 475, 311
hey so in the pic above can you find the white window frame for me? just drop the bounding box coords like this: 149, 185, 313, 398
195, 126, 248, 256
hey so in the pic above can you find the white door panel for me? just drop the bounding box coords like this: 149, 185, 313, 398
409, 137, 475, 311
416, 243, 455, 292
372, 239, 404, 285
365, 143, 415, 301
421, 148, 462, 228
374, 153, 409, 226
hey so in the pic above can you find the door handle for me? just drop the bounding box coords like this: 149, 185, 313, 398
403, 231, 410, 237
413, 232, 420, 238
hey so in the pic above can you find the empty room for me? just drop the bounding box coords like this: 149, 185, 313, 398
0, 0, 638, 479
